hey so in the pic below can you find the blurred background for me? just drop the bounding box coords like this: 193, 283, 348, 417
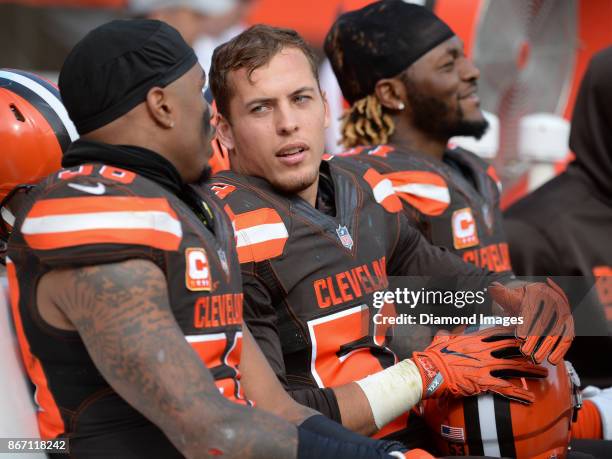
1, 0, 612, 206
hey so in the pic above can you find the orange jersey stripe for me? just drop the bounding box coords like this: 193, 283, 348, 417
229, 208, 288, 263
236, 238, 287, 264
27, 196, 178, 218
6, 259, 65, 439
23, 196, 182, 251
363, 168, 403, 213
25, 228, 182, 251
383, 170, 450, 216
384, 170, 447, 187
187, 332, 250, 405
232, 207, 283, 231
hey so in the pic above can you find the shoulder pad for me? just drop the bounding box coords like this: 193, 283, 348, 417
209, 182, 237, 200
209, 173, 289, 263
15, 164, 183, 264
21, 193, 181, 253
382, 169, 450, 216
361, 168, 403, 213
222, 204, 288, 264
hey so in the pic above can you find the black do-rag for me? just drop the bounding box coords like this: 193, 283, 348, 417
325, 0, 455, 104
59, 19, 198, 135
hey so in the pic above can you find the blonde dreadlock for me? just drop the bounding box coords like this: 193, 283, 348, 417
340, 94, 396, 148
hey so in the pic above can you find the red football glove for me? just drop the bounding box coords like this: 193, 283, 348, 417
412, 326, 547, 404
488, 278, 574, 365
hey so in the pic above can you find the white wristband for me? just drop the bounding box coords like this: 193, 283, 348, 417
355, 359, 422, 429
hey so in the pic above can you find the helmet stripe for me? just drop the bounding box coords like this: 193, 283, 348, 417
463, 396, 485, 455
0, 76, 70, 153
477, 394, 502, 456
493, 395, 517, 458
7, 69, 60, 96
0, 70, 78, 147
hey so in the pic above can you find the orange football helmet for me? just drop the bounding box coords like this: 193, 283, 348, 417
0, 69, 77, 241
206, 97, 230, 175
422, 359, 581, 459
210, 136, 230, 175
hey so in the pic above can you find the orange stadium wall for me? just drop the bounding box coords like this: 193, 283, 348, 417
247, 0, 372, 48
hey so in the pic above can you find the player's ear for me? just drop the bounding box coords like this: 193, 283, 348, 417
374, 77, 406, 112
145, 86, 175, 128
215, 114, 235, 151
321, 89, 330, 129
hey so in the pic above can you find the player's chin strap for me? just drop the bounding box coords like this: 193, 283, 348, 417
565, 361, 583, 422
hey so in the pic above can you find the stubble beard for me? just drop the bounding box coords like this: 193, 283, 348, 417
271, 167, 320, 196
403, 77, 489, 141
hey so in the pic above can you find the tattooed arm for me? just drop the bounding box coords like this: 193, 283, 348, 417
37, 258, 297, 459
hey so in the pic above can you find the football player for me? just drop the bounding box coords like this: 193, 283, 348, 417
207, 24, 571, 450
325, 0, 509, 275
2, 22, 436, 459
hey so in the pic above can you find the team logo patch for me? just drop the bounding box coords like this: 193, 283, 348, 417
186, 248, 212, 291
441, 424, 465, 443
336, 225, 354, 250
452, 208, 479, 249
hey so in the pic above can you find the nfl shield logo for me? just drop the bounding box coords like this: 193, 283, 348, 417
336, 225, 354, 250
